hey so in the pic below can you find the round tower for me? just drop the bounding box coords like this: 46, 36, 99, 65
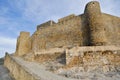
84, 1, 107, 46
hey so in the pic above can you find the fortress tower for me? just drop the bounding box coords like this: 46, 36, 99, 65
14, 1, 120, 57
4, 1, 120, 80
15, 32, 31, 56
84, 1, 108, 46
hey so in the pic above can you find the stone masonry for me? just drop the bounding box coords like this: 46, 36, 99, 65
4, 1, 120, 80
15, 31, 31, 56
15, 1, 120, 56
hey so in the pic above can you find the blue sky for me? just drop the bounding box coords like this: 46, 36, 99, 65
0, 0, 120, 58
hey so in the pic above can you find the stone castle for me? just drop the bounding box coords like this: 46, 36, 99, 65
16, 1, 120, 56
4, 1, 120, 80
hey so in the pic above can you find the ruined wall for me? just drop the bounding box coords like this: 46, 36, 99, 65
23, 48, 66, 62
65, 46, 120, 72
37, 20, 56, 30
15, 32, 31, 56
4, 53, 77, 80
34, 53, 65, 63
4, 53, 36, 80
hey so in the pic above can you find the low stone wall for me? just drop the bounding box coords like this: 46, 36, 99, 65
65, 46, 120, 72
34, 48, 65, 55
23, 48, 66, 62
4, 53, 37, 80
34, 48, 65, 63
34, 53, 65, 63
4, 53, 76, 80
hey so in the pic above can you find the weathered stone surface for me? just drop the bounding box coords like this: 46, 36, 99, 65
31, 15, 83, 51
4, 54, 77, 80
84, 1, 107, 45
4, 53, 120, 80
15, 31, 31, 56
4, 53, 37, 80
29, 1, 120, 52
14, 1, 120, 56
65, 46, 120, 71
4, 1, 120, 80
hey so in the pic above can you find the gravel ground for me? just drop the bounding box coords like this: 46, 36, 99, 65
2, 56, 120, 80
42, 60, 120, 80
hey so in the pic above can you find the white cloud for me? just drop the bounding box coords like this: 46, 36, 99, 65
0, 37, 16, 58
21, 0, 120, 23
0, 37, 16, 46
22, 0, 52, 23
4, 0, 120, 24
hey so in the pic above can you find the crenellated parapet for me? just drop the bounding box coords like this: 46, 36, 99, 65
58, 14, 76, 23
4, 1, 120, 79
37, 20, 56, 30
14, 1, 120, 56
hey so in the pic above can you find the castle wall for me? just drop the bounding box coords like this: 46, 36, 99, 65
15, 31, 31, 56
84, 1, 108, 46
58, 14, 75, 23
30, 1, 120, 52
65, 46, 120, 72
37, 20, 56, 30
4, 1, 120, 79
31, 11, 120, 52
102, 14, 120, 46
15, 1, 120, 55
31, 15, 85, 51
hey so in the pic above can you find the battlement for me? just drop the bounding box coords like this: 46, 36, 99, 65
15, 1, 120, 55
4, 1, 120, 80
37, 20, 56, 30
37, 14, 76, 31
58, 14, 76, 23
